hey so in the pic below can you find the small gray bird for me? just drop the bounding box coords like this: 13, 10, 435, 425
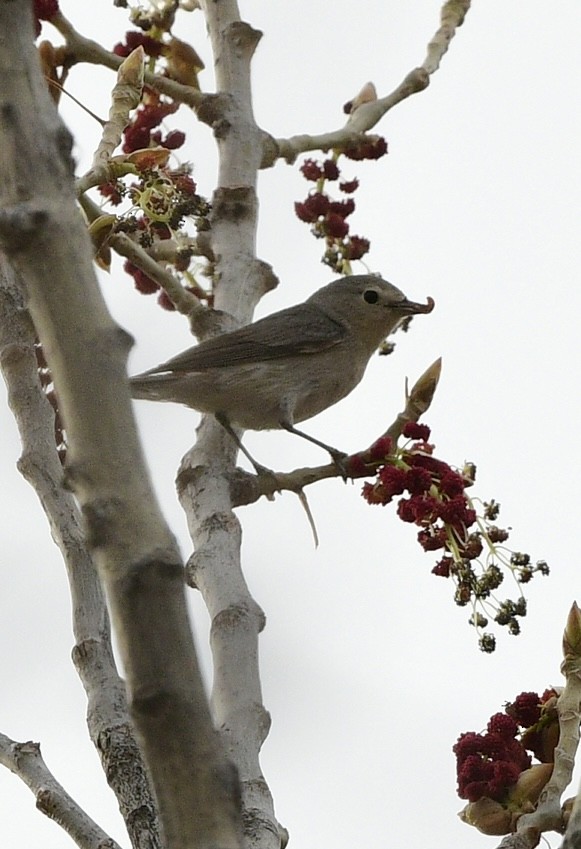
130, 274, 434, 465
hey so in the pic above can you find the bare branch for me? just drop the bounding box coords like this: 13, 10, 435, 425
267, 0, 471, 165
91, 47, 144, 171
75, 47, 145, 196
0, 256, 162, 849
51, 10, 206, 109
110, 232, 205, 321
176, 2, 284, 845
0, 733, 121, 849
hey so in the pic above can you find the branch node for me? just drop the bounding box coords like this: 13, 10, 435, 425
0, 203, 50, 248
225, 21, 263, 58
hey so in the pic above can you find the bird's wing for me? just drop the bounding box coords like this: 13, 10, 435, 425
142, 304, 348, 374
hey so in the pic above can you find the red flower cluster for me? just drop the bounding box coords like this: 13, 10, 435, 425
352, 421, 549, 651
33, 0, 59, 37
33, 0, 59, 20
362, 422, 475, 549
122, 88, 181, 154
344, 137, 388, 161
506, 691, 543, 728
101, 159, 209, 310
123, 260, 204, 312
114, 30, 163, 59
455, 689, 559, 804
507, 690, 560, 763
454, 722, 531, 803
294, 153, 375, 273
98, 181, 125, 206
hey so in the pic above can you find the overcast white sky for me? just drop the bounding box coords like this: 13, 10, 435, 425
1, 2, 580, 847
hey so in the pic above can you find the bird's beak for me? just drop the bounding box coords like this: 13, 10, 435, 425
398, 296, 435, 314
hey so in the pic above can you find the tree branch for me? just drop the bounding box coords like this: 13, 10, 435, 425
0, 3, 243, 847
0, 256, 161, 849
51, 10, 207, 109
176, 2, 285, 845
266, 0, 471, 165
227, 358, 442, 507
0, 733, 121, 849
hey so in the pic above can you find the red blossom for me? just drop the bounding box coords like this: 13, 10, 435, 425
412, 495, 445, 523
487, 713, 519, 739
403, 422, 431, 441
323, 213, 349, 238
344, 137, 388, 161
454, 732, 485, 760
300, 159, 324, 181
396, 497, 416, 523
339, 178, 359, 193
344, 236, 370, 260
407, 452, 452, 479
294, 192, 330, 222
122, 95, 180, 153
157, 290, 176, 311
404, 466, 432, 495
459, 758, 522, 803
432, 557, 453, 577
113, 43, 132, 58
439, 495, 476, 528
161, 130, 186, 150
488, 526, 510, 543
505, 692, 542, 728
400, 494, 440, 525
124, 260, 159, 294
345, 454, 369, 477
98, 181, 124, 205
521, 716, 559, 763
410, 440, 435, 455
417, 527, 448, 551
439, 470, 466, 497
328, 198, 355, 218
123, 125, 153, 153
413, 497, 437, 523
136, 101, 178, 132
34, 0, 59, 20
172, 174, 197, 195
367, 436, 393, 462
460, 533, 484, 560
322, 159, 340, 180
127, 31, 162, 57
378, 465, 407, 497
541, 688, 559, 704
362, 481, 389, 505
346, 436, 394, 477
454, 729, 531, 802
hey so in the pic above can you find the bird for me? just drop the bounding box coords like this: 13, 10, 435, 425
130, 274, 434, 467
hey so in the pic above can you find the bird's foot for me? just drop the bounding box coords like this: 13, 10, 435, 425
328, 449, 349, 481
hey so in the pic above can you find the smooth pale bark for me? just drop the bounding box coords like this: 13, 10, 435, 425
0, 733, 122, 849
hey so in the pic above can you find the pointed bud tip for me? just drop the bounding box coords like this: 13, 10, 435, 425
563, 601, 581, 658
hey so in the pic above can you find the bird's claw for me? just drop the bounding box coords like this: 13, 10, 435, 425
329, 449, 349, 481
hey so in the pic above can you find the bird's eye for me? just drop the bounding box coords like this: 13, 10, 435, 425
363, 289, 379, 304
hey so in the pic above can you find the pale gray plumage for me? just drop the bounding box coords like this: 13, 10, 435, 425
130, 274, 433, 459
